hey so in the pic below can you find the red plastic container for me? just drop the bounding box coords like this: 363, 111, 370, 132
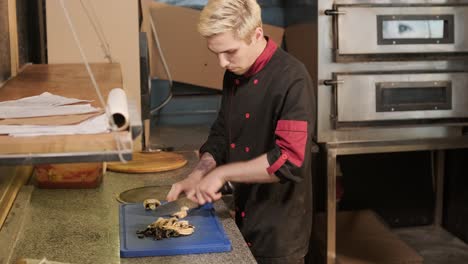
34, 162, 104, 189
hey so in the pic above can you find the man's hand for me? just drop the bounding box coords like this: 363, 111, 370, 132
166, 152, 217, 202
195, 167, 226, 204
166, 176, 200, 202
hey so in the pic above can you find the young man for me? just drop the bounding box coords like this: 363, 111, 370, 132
167, 0, 316, 263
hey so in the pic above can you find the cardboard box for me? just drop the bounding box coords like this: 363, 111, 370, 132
312, 210, 423, 264
141, 1, 285, 90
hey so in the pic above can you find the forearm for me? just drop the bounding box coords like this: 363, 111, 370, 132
221, 154, 280, 184
190, 152, 217, 180
193, 154, 280, 204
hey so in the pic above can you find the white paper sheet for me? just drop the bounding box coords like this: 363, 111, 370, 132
0, 92, 92, 107
0, 114, 109, 137
0, 91, 132, 136
0, 104, 100, 119
0, 92, 100, 119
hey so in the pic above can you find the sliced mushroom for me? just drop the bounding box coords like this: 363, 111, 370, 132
177, 226, 195, 235
149, 217, 166, 228
175, 220, 190, 227
143, 199, 161, 211
172, 206, 190, 219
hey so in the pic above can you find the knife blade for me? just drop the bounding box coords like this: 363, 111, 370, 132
155, 181, 235, 216
155, 196, 200, 216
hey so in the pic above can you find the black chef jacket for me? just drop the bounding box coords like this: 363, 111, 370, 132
200, 38, 316, 261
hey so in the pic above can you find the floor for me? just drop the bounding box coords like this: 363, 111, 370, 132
395, 226, 468, 264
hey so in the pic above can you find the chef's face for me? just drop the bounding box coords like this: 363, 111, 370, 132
206, 29, 261, 75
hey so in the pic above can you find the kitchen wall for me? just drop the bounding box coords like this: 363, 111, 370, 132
46, 0, 140, 114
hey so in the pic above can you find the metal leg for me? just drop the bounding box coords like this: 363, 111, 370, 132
142, 119, 151, 151
326, 148, 337, 264
434, 150, 445, 226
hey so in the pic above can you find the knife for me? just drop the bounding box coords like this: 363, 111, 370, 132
155, 181, 234, 216
155, 196, 199, 216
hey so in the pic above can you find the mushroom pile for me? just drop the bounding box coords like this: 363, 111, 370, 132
137, 199, 195, 240
136, 216, 195, 240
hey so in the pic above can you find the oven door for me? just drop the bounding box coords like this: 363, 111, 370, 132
330, 4, 468, 61
332, 71, 468, 128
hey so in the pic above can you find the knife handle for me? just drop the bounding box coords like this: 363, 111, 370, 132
219, 181, 234, 195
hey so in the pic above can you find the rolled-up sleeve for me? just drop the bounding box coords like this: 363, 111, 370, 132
266, 73, 314, 183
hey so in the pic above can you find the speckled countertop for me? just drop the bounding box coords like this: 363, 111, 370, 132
5, 151, 257, 264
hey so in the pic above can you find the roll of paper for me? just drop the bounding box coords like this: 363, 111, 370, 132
106, 88, 129, 131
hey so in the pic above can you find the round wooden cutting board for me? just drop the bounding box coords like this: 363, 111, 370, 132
107, 151, 187, 173
116, 185, 172, 204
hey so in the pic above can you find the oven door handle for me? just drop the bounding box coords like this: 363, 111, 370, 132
323, 79, 344, 86
324, 9, 346, 16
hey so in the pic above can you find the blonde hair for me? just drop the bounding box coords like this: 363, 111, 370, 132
198, 0, 262, 42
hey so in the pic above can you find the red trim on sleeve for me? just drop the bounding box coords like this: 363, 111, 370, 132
276, 119, 307, 132
244, 38, 278, 77
267, 153, 288, 174
274, 120, 308, 167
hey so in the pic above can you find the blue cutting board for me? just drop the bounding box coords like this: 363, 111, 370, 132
119, 203, 232, 257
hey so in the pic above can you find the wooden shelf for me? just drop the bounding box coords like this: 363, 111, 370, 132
0, 63, 141, 165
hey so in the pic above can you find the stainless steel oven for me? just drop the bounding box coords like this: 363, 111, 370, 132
295, 2, 468, 264
318, 1, 468, 143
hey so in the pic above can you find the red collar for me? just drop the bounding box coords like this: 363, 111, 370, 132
243, 38, 278, 78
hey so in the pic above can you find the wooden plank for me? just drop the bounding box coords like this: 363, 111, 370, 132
0, 63, 122, 105
0, 132, 130, 155
0, 166, 32, 231
0, 186, 33, 264
8, 0, 19, 76
0, 0, 12, 83
107, 151, 187, 173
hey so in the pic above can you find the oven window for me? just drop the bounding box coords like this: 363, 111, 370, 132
383, 20, 444, 39
376, 81, 452, 112
377, 15, 454, 45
